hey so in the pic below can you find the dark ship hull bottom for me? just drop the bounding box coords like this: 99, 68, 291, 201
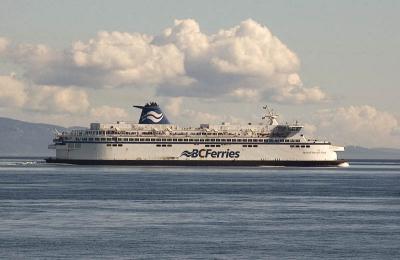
45, 158, 348, 167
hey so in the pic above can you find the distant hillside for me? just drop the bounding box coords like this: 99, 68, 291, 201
0, 117, 399, 159
339, 146, 400, 160
0, 117, 68, 156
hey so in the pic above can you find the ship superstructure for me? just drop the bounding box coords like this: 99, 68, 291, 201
47, 102, 347, 166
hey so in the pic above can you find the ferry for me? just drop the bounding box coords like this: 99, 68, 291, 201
46, 102, 347, 167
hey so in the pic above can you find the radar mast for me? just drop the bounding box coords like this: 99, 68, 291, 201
262, 105, 279, 126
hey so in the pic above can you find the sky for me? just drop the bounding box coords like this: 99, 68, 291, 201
0, 0, 399, 148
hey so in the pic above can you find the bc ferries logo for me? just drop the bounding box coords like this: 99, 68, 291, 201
140, 111, 164, 123
180, 149, 240, 159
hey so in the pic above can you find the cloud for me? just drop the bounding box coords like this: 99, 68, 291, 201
0, 37, 9, 53
311, 105, 400, 147
0, 74, 89, 114
9, 43, 56, 65
165, 96, 183, 116
0, 73, 132, 125
70, 31, 186, 87
3, 19, 327, 104
90, 105, 129, 122
27, 85, 90, 114
180, 109, 221, 124
0, 75, 27, 107
156, 19, 326, 103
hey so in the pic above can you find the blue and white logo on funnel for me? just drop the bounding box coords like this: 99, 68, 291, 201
140, 111, 164, 123
134, 102, 170, 124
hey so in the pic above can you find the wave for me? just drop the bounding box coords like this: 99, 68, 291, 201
0, 158, 46, 166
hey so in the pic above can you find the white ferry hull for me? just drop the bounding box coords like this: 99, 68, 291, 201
46, 158, 346, 167
47, 142, 345, 167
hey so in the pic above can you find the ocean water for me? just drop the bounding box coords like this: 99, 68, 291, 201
0, 158, 399, 259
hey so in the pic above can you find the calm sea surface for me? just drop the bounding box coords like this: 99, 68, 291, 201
0, 158, 399, 259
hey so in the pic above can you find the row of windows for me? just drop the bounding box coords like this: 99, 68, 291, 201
75, 130, 246, 137
101, 143, 311, 149
156, 144, 172, 147
75, 137, 302, 143
106, 143, 123, 147
290, 145, 311, 148
243, 144, 258, 147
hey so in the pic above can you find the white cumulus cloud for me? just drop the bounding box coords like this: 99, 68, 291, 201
165, 96, 183, 117
2, 19, 327, 104
27, 85, 90, 114
0, 75, 28, 107
0, 74, 89, 114
312, 105, 400, 147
